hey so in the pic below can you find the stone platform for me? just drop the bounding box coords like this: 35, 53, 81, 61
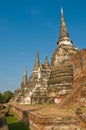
9, 103, 86, 130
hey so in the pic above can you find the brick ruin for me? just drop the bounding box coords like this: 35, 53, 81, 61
11, 8, 86, 107
0, 105, 9, 130
9, 104, 86, 130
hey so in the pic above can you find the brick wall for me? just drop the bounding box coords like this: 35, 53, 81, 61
9, 104, 85, 130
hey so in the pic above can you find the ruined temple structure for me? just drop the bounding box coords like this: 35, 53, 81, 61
11, 8, 86, 106
12, 51, 51, 104
48, 8, 78, 103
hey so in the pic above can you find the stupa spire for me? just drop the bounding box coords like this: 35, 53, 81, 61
33, 51, 40, 71
57, 8, 72, 46
22, 67, 27, 85
44, 56, 49, 67
61, 7, 63, 16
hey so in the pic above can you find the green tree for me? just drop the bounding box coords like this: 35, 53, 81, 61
0, 93, 3, 103
3, 91, 14, 103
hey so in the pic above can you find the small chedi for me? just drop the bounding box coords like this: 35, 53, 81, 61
11, 8, 86, 106
12, 52, 51, 104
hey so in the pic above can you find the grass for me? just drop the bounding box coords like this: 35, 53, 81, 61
6, 113, 30, 130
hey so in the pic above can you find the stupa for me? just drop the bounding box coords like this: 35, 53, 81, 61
11, 8, 80, 104
48, 8, 78, 103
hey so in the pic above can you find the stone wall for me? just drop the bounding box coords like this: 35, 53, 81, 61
0, 117, 8, 130
73, 49, 86, 79
9, 105, 29, 126
72, 49, 86, 106
0, 104, 9, 130
9, 104, 84, 130
29, 112, 80, 130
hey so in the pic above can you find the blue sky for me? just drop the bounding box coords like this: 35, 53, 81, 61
0, 0, 86, 92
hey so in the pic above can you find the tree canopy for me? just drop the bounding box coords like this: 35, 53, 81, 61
0, 91, 14, 103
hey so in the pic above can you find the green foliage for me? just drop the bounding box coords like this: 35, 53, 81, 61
3, 91, 14, 102
0, 91, 14, 103
6, 114, 30, 130
0, 93, 3, 103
